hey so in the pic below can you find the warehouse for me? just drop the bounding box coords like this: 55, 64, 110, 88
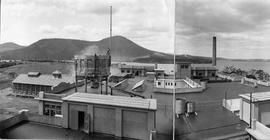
12, 71, 75, 97
62, 92, 156, 140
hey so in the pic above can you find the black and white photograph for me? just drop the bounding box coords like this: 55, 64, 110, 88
0, 0, 269, 139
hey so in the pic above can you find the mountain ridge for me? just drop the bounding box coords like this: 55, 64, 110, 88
0, 36, 212, 63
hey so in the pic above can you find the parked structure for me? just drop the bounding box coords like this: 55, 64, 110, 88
62, 92, 156, 140
12, 71, 75, 97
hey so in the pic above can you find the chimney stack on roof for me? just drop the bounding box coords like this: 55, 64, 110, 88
212, 36, 217, 66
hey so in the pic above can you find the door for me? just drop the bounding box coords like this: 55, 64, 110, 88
78, 111, 85, 130
93, 107, 115, 135
122, 110, 148, 140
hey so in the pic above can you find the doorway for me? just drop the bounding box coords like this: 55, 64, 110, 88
78, 111, 85, 130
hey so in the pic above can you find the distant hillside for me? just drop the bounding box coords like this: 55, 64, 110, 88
134, 53, 212, 64
0, 36, 211, 63
0, 42, 24, 52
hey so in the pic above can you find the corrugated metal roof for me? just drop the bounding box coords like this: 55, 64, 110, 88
132, 80, 145, 90
12, 74, 74, 87
239, 91, 270, 102
62, 92, 156, 110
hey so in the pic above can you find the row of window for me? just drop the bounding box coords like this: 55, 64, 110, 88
121, 70, 143, 74
157, 81, 176, 86
44, 102, 61, 116
180, 64, 189, 69
14, 84, 51, 92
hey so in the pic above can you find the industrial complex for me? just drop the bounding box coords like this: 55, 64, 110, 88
1, 36, 270, 140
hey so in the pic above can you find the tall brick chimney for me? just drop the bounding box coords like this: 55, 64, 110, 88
212, 36, 216, 66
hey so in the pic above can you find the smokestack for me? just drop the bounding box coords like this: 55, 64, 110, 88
212, 36, 216, 66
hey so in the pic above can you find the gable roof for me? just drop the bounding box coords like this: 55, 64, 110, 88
12, 74, 74, 87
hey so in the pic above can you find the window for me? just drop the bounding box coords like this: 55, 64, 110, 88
43, 102, 62, 116
158, 82, 161, 85
181, 64, 189, 69
121, 70, 125, 73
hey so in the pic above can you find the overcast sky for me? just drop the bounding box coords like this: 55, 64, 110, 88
1, 0, 174, 53
176, 0, 270, 59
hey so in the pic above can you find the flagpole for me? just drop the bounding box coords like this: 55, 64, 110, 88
173, 0, 176, 139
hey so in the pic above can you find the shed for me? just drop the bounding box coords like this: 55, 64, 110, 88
62, 92, 156, 140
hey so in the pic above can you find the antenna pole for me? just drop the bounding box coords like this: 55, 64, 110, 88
0, 0, 2, 44
173, 0, 176, 140
110, 6, 112, 51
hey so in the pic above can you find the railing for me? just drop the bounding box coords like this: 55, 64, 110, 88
244, 77, 270, 86
184, 77, 201, 88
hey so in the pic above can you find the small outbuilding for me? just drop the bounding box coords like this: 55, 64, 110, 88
62, 92, 156, 140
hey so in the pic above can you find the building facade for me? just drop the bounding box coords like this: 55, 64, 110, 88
119, 64, 155, 77
62, 92, 156, 140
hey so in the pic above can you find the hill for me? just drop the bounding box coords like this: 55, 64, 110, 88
0, 36, 211, 63
0, 42, 24, 53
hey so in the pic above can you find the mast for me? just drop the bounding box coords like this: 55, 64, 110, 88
109, 6, 112, 51
173, 0, 176, 140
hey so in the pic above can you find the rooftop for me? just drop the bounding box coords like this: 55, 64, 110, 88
12, 74, 74, 87
62, 92, 157, 110
239, 91, 270, 102
175, 106, 248, 139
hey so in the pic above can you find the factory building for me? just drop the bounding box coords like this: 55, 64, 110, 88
119, 64, 155, 77
61, 92, 156, 140
12, 71, 75, 97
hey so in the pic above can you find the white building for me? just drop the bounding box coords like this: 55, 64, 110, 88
239, 91, 270, 126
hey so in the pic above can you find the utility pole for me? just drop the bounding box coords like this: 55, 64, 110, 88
173, 0, 176, 140
0, 0, 2, 44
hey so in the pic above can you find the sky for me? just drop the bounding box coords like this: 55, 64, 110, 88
176, 0, 270, 59
1, 0, 174, 53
